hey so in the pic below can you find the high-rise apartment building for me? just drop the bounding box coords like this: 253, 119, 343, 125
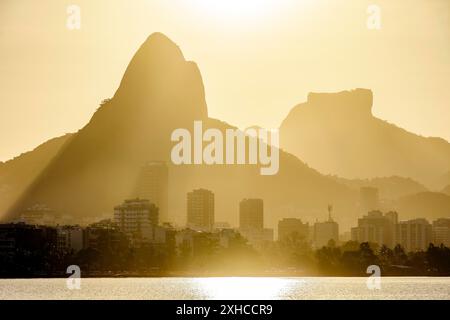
239, 199, 264, 230
135, 162, 169, 223
187, 189, 215, 232
432, 218, 450, 247
314, 218, 339, 248
278, 218, 309, 241
114, 199, 159, 240
396, 218, 432, 252
351, 211, 397, 248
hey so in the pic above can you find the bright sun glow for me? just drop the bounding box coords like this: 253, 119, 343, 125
189, 0, 290, 22
194, 277, 292, 300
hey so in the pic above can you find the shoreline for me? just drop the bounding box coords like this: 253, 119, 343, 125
2, 272, 450, 279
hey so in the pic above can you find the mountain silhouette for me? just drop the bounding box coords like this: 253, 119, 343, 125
2, 33, 359, 230
331, 176, 427, 200
442, 185, 450, 196
279, 89, 450, 189
438, 171, 450, 191
0, 134, 73, 215
394, 192, 450, 221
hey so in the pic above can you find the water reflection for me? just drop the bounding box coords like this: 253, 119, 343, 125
0, 277, 449, 300
194, 277, 294, 300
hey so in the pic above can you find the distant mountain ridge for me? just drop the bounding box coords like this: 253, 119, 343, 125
280, 89, 450, 189
0, 134, 73, 215
394, 192, 450, 221
442, 185, 450, 196
331, 176, 427, 200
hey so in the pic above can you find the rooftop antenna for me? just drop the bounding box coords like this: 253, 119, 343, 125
328, 204, 333, 222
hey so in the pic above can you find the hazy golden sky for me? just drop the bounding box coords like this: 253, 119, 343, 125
0, 0, 449, 162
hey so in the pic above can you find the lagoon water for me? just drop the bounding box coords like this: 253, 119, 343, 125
0, 277, 449, 300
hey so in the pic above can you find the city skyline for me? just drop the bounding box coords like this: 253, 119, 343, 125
9, 181, 450, 236
11, 186, 450, 252
1, 191, 449, 280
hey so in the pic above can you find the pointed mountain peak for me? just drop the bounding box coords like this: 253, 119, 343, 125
137, 32, 185, 61
108, 32, 207, 122
143, 32, 181, 47
117, 33, 185, 90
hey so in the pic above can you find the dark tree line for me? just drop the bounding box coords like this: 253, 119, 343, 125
314, 241, 450, 276
1, 224, 449, 277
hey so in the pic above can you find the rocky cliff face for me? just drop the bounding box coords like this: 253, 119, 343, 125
307, 88, 373, 118
114, 32, 208, 122
280, 89, 450, 189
